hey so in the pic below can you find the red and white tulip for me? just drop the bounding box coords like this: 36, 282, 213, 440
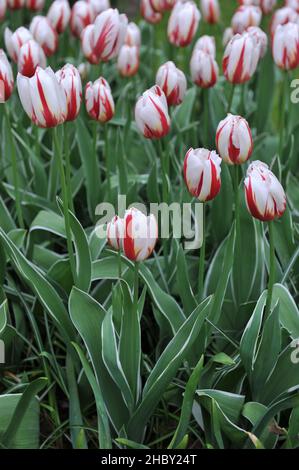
0, 49, 14, 101
17, 66, 67, 128
30, 16, 58, 57
86, 0, 110, 15
56, 64, 82, 121
238, 0, 276, 15
150, 0, 177, 12
7, 0, 24, 9
200, 0, 220, 24
194, 35, 216, 58
216, 114, 253, 165
223, 32, 260, 84
85, 77, 115, 123
270, 7, 298, 36
247, 26, 268, 58
18, 39, 46, 77
222, 27, 234, 47
106, 215, 124, 251
231, 5, 262, 34
156, 61, 187, 106
26, 0, 44, 11
168, 1, 201, 48
122, 208, 158, 262
244, 161, 287, 221
92, 8, 128, 62
5, 26, 33, 63
70, 0, 94, 38
272, 22, 299, 70
47, 0, 71, 34
191, 49, 218, 88
140, 0, 162, 24
184, 148, 222, 202
117, 45, 139, 77
135, 85, 170, 139
125, 22, 141, 48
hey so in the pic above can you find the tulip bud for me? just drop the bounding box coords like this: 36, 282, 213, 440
18, 39, 46, 77
244, 161, 286, 221
150, 0, 176, 12
5, 26, 33, 62
140, 0, 162, 24
184, 148, 222, 202
86, 0, 110, 15
122, 208, 158, 262
270, 7, 298, 36
222, 27, 234, 47
81, 25, 98, 64
30, 16, 58, 57
216, 114, 253, 165
85, 77, 115, 123
247, 26, 268, 58
70, 0, 94, 38
7, 0, 24, 9
47, 0, 71, 34
238, 0, 276, 14
223, 32, 260, 84
117, 45, 139, 77
26, 0, 44, 11
194, 35, 216, 58
78, 62, 90, 81
285, 0, 299, 13
200, 0, 220, 24
190, 49, 218, 88
135, 85, 170, 139
168, 1, 201, 47
273, 23, 299, 70
0, 0, 6, 20
92, 8, 128, 62
56, 64, 82, 121
106, 215, 124, 250
0, 50, 14, 101
17, 66, 67, 128
156, 61, 187, 106
125, 22, 141, 48
231, 5, 262, 34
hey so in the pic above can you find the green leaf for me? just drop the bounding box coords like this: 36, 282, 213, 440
272, 284, 299, 339
0, 299, 8, 336
255, 48, 275, 133
176, 245, 197, 316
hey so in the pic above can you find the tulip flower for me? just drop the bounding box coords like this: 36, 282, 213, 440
216, 114, 253, 165
18, 39, 46, 77
222, 27, 234, 47
247, 26, 268, 58
285, 0, 299, 13
106, 215, 124, 250
168, 1, 201, 48
272, 22, 299, 70
26, 0, 44, 10
70, 0, 94, 38
200, 0, 220, 24
86, 0, 110, 15
244, 161, 287, 223
270, 7, 298, 36
122, 208, 158, 262
7, 0, 24, 9
231, 5, 262, 34
183, 148, 222, 202
81, 25, 99, 64
56, 64, 82, 121
117, 45, 139, 78
47, 0, 71, 34
125, 22, 141, 48
17, 66, 67, 127
92, 8, 128, 62
150, 0, 176, 12
85, 77, 115, 123
238, 0, 276, 15
223, 32, 260, 84
135, 85, 170, 139
0, 0, 6, 20
30, 16, 58, 57
78, 62, 90, 81
156, 61, 187, 106
0, 50, 14, 101
191, 49, 218, 88
5, 27, 33, 63
140, 0, 162, 24
194, 35, 216, 58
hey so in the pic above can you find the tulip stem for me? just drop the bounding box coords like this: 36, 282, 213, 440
265, 221, 275, 318
134, 261, 139, 315
198, 202, 206, 300
278, 71, 288, 159
4, 106, 24, 229
104, 125, 111, 202
64, 122, 75, 213
157, 139, 169, 271
53, 127, 76, 284
203, 89, 209, 148
227, 84, 236, 114
234, 165, 241, 305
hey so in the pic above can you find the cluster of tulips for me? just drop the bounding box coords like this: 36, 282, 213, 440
0, 0, 298, 308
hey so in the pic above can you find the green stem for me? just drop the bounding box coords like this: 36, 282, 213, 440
265, 221, 275, 318
198, 202, 206, 300
157, 139, 169, 271
4, 106, 24, 228
279, 71, 289, 159
227, 84, 236, 114
104, 125, 111, 202
53, 127, 76, 284
203, 89, 209, 148
234, 165, 241, 305
134, 261, 139, 315
118, 249, 122, 279
64, 122, 74, 213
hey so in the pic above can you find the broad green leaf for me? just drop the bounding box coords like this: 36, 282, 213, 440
176, 245, 197, 316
